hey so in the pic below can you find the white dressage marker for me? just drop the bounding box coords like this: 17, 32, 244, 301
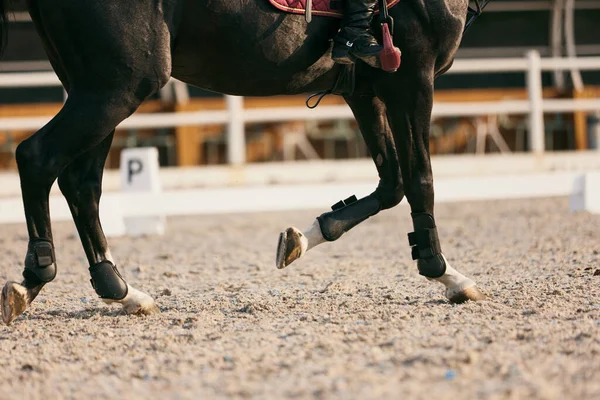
569, 172, 600, 214
120, 147, 166, 236
99, 195, 126, 237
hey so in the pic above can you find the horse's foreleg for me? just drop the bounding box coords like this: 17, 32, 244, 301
57, 132, 158, 315
276, 95, 403, 269
377, 69, 485, 303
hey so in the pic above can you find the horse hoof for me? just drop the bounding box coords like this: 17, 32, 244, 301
124, 300, 160, 315
1, 281, 29, 325
103, 284, 160, 315
447, 285, 486, 304
276, 227, 306, 269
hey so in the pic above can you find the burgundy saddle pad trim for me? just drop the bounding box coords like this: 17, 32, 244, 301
269, 0, 400, 19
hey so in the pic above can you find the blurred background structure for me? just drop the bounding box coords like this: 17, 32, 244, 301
0, 0, 599, 221
1, 0, 600, 165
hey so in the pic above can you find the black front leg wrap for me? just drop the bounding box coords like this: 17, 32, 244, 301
89, 261, 128, 301
408, 213, 446, 278
23, 239, 57, 285
317, 194, 382, 241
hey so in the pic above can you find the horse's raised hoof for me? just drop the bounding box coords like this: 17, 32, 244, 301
102, 285, 160, 315
1, 281, 29, 325
447, 285, 486, 304
276, 227, 307, 269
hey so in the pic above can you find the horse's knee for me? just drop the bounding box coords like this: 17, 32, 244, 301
375, 183, 404, 210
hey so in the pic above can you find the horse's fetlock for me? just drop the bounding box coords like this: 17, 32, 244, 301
89, 261, 128, 300
23, 239, 57, 284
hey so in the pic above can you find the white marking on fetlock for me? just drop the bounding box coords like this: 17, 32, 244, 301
428, 255, 484, 302
104, 250, 115, 264
303, 219, 326, 251
102, 284, 159, 315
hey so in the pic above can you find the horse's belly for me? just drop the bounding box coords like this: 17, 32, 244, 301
171, 1, 338, 95
171, 51, 335, 96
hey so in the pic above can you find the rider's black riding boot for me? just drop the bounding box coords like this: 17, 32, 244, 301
332, 0, 383, 67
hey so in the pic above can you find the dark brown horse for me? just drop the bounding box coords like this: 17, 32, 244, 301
0, 0, 486, 325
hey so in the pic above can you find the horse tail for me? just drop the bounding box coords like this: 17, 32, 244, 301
0, 0, 9, 57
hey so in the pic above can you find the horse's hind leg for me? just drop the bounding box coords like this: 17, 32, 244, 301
57, 133, 158, 315
1, 111, 65, 324
277, 94, 404, 268
1, 1, 171, 324
375, 65, 485, 303
1, 88, 157, 324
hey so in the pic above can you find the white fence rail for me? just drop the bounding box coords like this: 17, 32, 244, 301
0, 51, 599, 164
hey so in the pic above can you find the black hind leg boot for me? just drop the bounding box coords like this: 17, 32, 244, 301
23, 239, 57, 286
89, 261, 128, 301
332, 0, 383, 67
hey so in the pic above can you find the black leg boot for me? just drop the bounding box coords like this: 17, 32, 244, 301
408, 213, 447, 279
332, 0, 383, 67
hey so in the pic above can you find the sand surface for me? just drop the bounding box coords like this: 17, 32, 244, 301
0, 197, 598, 399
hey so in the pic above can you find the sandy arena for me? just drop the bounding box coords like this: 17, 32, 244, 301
0, 196, 598, 399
